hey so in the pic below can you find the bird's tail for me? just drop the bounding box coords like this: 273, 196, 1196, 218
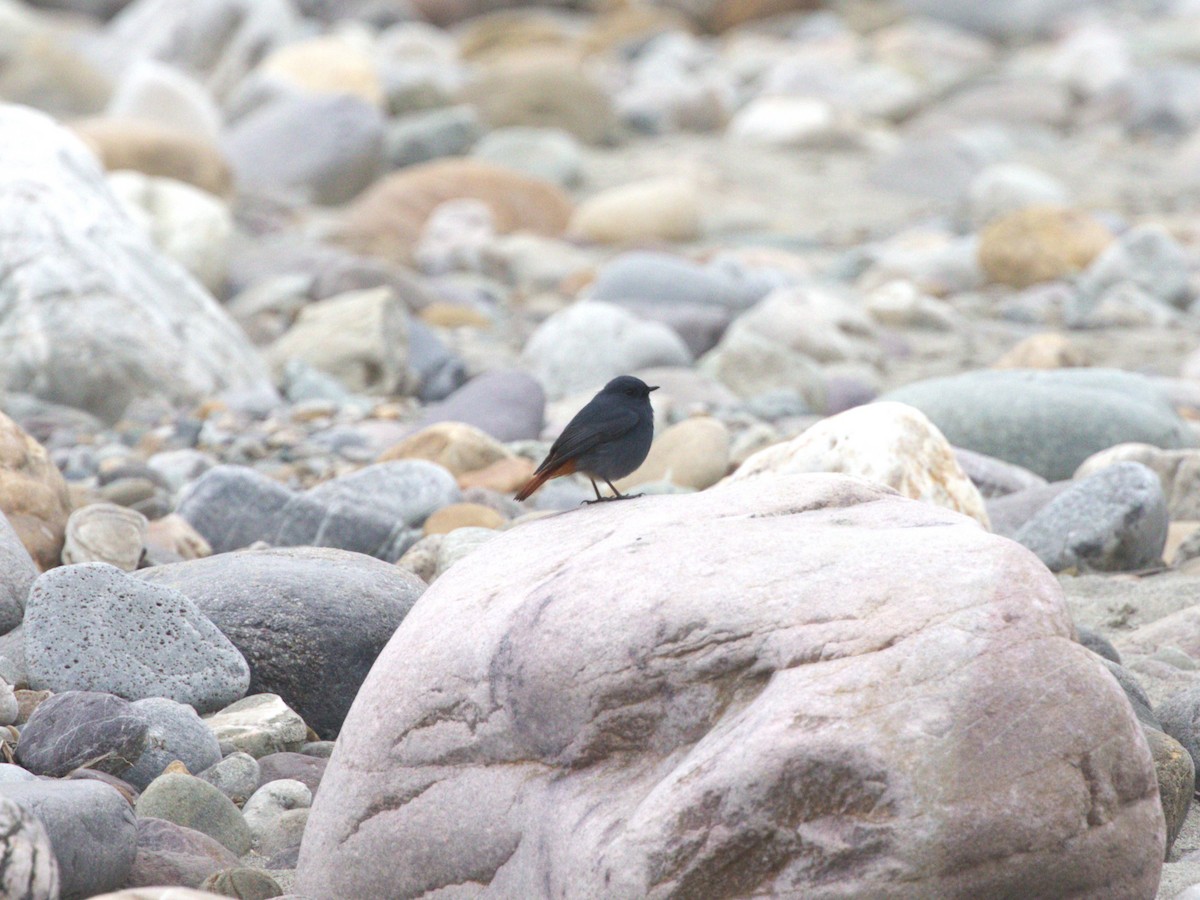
514, 458, 576, 501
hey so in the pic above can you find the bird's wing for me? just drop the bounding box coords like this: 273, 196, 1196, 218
535, 403, 639, 475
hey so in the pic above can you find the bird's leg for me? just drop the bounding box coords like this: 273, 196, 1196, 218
582, 477, 608, 505
604, 478, 642, 501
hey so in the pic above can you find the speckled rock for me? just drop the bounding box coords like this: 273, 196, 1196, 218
24, 563, 250, 713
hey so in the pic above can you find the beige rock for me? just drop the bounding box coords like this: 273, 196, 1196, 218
994, 332, 1089, 369
396, 533, 442, 583
458, 457, 536, 493
978, 206, 1112, 289
1076, 443, 1200, 520
71, 118, 233, 198
570, 178, 701, 244
378, 422, 512, 476
267, 287, 413, 395
336, 159, 572, 265
461, 61, 615, 144
726, 401, 990, 527
1166, 522, 1200, 565
0, 412, 72, 571
456, 12, 577, 61
616, 417, 730, 491
423, 503, 505, 536
61, 503, 148, 571
297, 474, 1162, 899
146, 514, 212, 562
259, 36, 385, 107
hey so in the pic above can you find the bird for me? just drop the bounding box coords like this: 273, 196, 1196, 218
515, 375, 658, 504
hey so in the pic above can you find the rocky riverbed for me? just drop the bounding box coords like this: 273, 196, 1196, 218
2, 0, 1200, 897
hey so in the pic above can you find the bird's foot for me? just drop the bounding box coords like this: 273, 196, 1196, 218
581, 493, 641, 505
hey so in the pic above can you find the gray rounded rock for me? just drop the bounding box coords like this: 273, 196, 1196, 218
197, 752, 261, 806
138, 547, 425, 737
16, 690, 148, 778
124, 697, 224, 791
414, 369, 545, 442
258, 752, 327, 795
1076, 626, 1121, 665
881, 368, 1197, 481
223, 92, 384, 205
136, 772, 252, 856
471, 126, 582, 187
0, 778, 137, 899
177, 464, 432, 561
1012, 462, 1169, 573
24, 563, 250, 713
0, 794, 59, 899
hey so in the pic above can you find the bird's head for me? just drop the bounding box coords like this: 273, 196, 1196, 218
602, 375, 659, 400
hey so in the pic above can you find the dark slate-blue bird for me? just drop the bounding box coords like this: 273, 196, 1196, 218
515, 375, 658, 503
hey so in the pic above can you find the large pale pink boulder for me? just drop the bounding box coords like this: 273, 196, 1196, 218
298, 474, 1163, 899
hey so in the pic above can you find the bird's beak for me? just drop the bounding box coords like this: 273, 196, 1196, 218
649, 386, 659, 392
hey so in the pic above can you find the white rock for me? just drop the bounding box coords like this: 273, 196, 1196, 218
725, 401, 991, 527
106, 59, 223, 142
0, 104, 274, 423
107, 171, 233, 292
520, 302, 692, 400
204, 693, 308, 759
966, 163, 1069, 228
727, 96, 841, 147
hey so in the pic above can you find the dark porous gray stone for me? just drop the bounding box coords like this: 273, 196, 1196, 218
124, 697, 224, 791
138, 547, 424, 738
0, 512, 35, 634
408, 316, 468, 403
954, 446, 1048, 499
127, 817, 239, 890
415, 370, 545, 442
1012, 462, 1168, 573
0, 794, 59, 899
882, 368, 1197, 481
136, 772, 253, 856
16, 690, 148, 778
1076, 626, 1121, 665
23, 563, 250, 713
986, 481, 1073, 538
1100, 659, 1160, 731
0, 779, 137, 899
